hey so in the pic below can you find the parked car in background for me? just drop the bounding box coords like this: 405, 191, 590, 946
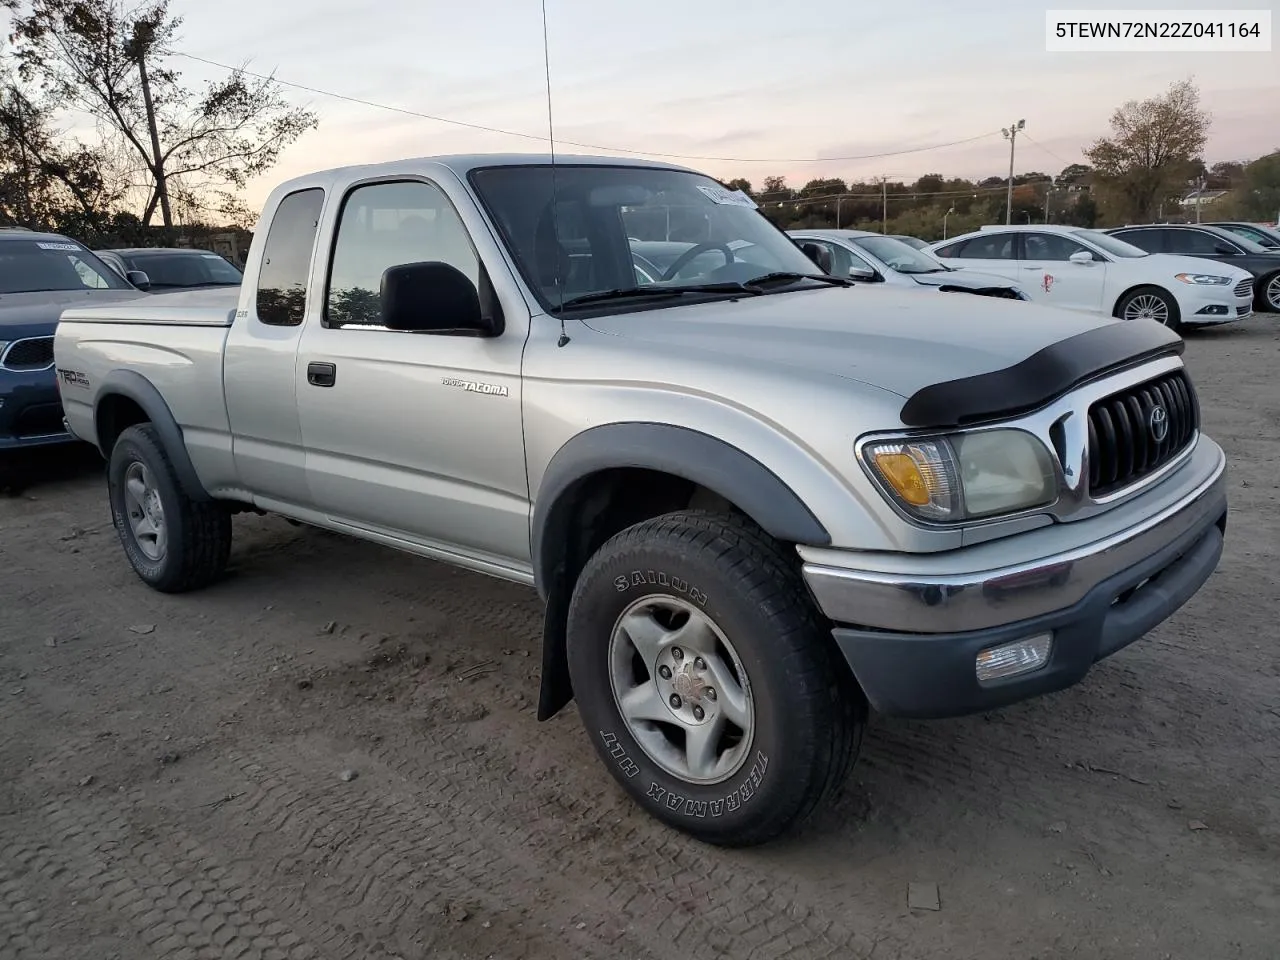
97, 247, 243, 292
1104, 224, 1280, 313
1, 229, 146, 452
887, 234, 931, 251
929, 224, 1254, 330
1206, 221, 1280, 251
789, 229, 1028, 300
54, 152, 1229, 846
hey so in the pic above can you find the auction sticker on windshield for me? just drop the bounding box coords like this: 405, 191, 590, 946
696, 185, 759, 208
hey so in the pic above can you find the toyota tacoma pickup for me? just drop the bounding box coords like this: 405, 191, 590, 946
52, 154, 1228, 846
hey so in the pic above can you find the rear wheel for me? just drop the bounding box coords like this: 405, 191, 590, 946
566, 509, 864, 846
108, 423, 232, 593
1116, 286, 1181, 332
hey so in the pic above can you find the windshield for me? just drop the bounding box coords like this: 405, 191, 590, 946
851, 235, 946, 274
125, 252, 243, 287
0, 238, 133, 294
1072, 230, 1148, 258
468, 164, 827, 312
1217, 224, 1280, 249
1208, 230, 1271, 255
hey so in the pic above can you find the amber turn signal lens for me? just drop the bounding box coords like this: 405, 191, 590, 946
871, 451, 931, 506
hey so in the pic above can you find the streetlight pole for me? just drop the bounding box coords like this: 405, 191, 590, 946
1044, 176, 1055, 223
1002, 119, 1025, 225
943, 205, 955, 240
881, 177, 888, 233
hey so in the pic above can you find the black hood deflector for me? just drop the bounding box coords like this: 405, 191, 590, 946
899, 320, 1184, 428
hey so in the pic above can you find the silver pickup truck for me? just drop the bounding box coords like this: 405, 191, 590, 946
53, 154, 1228, 846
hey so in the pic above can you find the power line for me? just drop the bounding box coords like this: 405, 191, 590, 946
173, 51, 1003, 164
1022, 132, 1076, 169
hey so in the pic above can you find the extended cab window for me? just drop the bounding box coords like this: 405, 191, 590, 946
256, 188, 325, 326
325, 179, 480, 329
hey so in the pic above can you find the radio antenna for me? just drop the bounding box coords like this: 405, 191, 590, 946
541, 0, 569, 347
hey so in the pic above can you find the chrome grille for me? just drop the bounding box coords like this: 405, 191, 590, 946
1234, 278, 1254, 299
1087, 369, 1198, 497
1, 336, 55, 371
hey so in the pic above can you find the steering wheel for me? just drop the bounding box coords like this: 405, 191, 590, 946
661, 242, 734, 281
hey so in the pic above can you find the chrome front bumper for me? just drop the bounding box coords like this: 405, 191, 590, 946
799, 440, 1228, 718
801, 439, 1227, 635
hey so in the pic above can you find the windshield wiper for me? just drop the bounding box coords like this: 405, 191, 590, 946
552, 282, 762, 310
743, 271, 853, 288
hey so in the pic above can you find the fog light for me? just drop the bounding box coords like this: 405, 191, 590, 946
975, 633, 1052, 682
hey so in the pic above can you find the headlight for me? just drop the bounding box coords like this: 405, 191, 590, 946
1174, 273, 1232, 285
862, 429, 1057, 523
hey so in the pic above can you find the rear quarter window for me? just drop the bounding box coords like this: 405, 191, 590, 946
256, 188, 326, 326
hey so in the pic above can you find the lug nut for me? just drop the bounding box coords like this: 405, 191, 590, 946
706, 688, 716, 701
669, 694, 682, 709
672, 647, 683, 661
692, 705, 705, 721
694, 656, 706, 670
658, 665, 672, 680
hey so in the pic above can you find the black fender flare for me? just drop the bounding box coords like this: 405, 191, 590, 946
530, 422, 830, 721
95, 369, 212, 502
531, 422, 831, 596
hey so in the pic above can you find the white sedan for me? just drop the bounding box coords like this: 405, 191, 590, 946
789, 229, 1029, 301
927, 224, 1255, 331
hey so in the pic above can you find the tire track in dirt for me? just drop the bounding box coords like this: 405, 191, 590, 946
197, 733, 889, 960
11, 791, 382, 960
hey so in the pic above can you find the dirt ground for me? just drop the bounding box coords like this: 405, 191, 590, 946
2, 317, 1278, 960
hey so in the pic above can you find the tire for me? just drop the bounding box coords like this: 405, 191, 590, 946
1115, 285, 1181, 332
566, 509, 864, 846
1258, 272, 1280, 313
107, 423, 232, 593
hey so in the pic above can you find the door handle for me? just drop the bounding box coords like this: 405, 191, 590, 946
307, 361, 336, 387
1023, 265, 1042, 269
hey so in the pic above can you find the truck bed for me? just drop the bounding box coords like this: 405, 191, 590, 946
54, 287, 239, 493
57, 286, 239, 327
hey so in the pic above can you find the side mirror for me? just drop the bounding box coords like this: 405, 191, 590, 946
1068, 251, 1094, 265
379, 261, 495, 335
799, 241, 833, 274
848, 266, 880, 282
1213, 243, 1238, 256
126, 270, 151, 291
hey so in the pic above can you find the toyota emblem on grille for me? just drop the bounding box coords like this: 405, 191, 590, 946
1149, 405, 1169, 443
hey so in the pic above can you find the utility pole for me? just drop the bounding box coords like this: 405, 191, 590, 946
10, 86, 35, 226
1193, 177, 1206, 224
881, 177, 888, 233
1044, 176, 1054, 223
1002, 119, 1025, 225
835, 195, 842, 229
129, 22, 173, 230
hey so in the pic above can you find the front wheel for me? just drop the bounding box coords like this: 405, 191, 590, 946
566, 510, 864, 846
1116, 286, 1181, 332
1259, 272, 1280, 313
108, 423, 232, 593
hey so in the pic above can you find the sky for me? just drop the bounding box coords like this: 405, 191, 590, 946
10, 0, 1280, 213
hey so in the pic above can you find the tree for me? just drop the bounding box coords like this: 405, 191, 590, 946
1229, 151, 1280, 221
1085, 78, 1210, 222
0, 72, 126, 232
4, 0, 318, 229
723, 177, 752, 194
